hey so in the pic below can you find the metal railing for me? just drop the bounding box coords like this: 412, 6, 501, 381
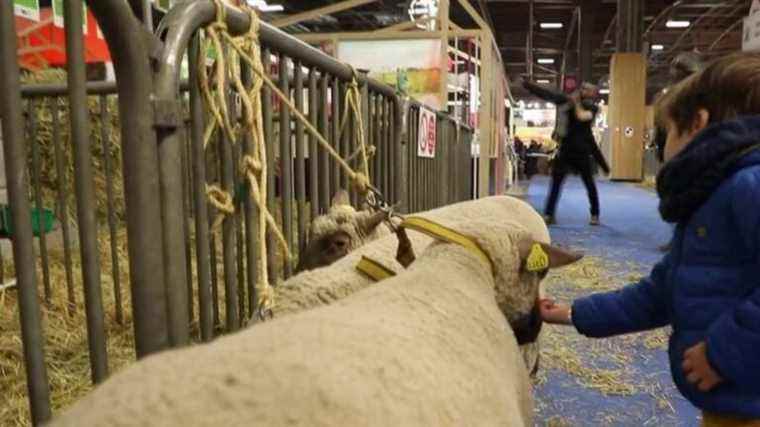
0, 1, 477, 424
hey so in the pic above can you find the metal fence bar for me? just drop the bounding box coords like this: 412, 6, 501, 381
294, 60, 307, 256
279, 54, 294, 279
389, 99, 398, 204
331, 78, 341, 196
180, 124, 194, 325
64, 0, 108, 383
262, 47, 277, 282
318, 75, 330, 214
189, 34, 214, 341
51, 101, 76, 313
308, 69, 319, 220
240, 51, 258, 320
99, 95, 124, 325
340, 82, 350, 193
88, 0, 170, 359
220, 85, 239, 331
0, 2, 52, 423
27, 100, 52, 305
233, 141, 246, 327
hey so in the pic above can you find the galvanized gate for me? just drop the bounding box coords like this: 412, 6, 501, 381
0, 1, 476, 425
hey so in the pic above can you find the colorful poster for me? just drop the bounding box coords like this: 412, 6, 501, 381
337, 39, 443, 110
15, 0, 40, 21
52, 0, 87, 34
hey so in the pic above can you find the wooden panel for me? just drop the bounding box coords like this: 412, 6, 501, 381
608, 53, 646, 181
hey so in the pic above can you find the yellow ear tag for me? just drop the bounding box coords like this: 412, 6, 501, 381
526, 243, 549, 272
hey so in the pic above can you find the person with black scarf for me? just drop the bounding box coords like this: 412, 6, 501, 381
521, 80, 610, 225
655, 52, 704, 251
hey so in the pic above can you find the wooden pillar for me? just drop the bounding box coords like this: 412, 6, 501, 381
608, 53, 646, 181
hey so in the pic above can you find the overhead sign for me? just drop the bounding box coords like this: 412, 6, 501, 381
15, 0, 39, 21
417, 108, 437, 158
52, 0, 87, 34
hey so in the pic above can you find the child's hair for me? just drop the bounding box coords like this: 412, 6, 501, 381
656, 52, 760, 135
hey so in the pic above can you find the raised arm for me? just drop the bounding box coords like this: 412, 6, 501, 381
522, 80, 569, 105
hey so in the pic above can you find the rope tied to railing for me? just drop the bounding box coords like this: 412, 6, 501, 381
206, 184, 235, 232
200, 0, 387, 317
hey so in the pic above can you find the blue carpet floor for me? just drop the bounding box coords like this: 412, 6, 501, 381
524, 175, 701, 427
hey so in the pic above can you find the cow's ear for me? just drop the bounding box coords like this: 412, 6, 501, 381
518, 240, 582, 271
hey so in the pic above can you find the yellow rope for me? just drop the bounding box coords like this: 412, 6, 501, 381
201, 0, 384, 315
219, 30, 376, 195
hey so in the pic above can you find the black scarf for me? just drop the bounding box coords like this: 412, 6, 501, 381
657, 122, 760, 224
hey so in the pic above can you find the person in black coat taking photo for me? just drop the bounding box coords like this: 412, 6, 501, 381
521, 79, 610, 226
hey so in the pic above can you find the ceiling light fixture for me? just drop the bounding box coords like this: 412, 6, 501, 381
666, 20, 690, 28
651, 44, 664, 51
540, 22, 563, 29
537, 58, 554, 64
248, 0, 284, 12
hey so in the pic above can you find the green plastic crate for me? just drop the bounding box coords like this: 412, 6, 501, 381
0, 205, 55, 237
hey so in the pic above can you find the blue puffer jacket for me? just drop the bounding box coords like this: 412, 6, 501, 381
572, 117, 760, 418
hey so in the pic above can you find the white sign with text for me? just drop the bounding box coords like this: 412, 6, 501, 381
417, 108, 437, 158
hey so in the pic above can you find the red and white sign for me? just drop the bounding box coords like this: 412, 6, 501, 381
417, 108, 437, 158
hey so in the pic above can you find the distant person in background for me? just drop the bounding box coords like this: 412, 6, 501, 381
525, 139, 541, 178
656, 52, 704, 252
521, 79, 610, 226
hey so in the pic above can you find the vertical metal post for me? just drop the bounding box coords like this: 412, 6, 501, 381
279, 54, 294, 279
100, 95, 124, 325
294, 61, 307, 256
51, 101, 76, 313
86, 0, 169, 359
189, 34, 213, 341
233, 141, 246, 326
27, 101, 52, 305
141, 0, 153, 31
180, 124, 194, 325
64, 0, 108, 383
263, 48, 277, 282
359, 72, 370, 201
220, 83, 239, 331
374, 96, 382, 197
239, 50, 258, 320
318, 75, 330, 213
308, 69, 319, 220
0, 2, 51, 423
340, 82, 351, 193
331, 78, 341, 195
393, 99, 404, 206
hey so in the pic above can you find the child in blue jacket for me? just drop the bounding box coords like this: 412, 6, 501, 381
540, 53, 760, 426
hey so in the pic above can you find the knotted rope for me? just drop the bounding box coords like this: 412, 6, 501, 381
200, 0, 382, 317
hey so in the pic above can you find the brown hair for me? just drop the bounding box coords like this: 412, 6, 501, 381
656, 52, 760, 135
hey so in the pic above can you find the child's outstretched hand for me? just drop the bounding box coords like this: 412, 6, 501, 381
538, 299, 573, 325
683, 342, 723, 392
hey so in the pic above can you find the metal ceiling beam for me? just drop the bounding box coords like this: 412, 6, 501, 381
559, 6, 579, 79
643, 0, 682, 39
709, 16, 744, 50
667, 0, 744, 53
527, 0, 534, 80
